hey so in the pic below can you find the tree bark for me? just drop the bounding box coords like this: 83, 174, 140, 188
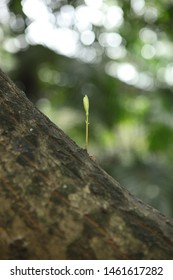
0, 68, 173, 260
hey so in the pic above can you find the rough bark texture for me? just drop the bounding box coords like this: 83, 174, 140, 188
0, 68, 173, 260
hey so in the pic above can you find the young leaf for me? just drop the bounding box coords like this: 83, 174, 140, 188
83, 95, 89, 115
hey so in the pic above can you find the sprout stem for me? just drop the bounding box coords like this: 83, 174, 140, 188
85, 112, 89, 150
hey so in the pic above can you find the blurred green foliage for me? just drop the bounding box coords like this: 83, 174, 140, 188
1, 0, 173, 217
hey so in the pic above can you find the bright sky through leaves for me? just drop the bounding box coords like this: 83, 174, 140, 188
2, 0, 173, 88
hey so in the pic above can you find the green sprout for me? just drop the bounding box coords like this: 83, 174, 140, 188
83, 95, 89, 151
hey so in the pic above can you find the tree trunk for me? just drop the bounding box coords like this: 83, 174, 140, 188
0, 68, 173, 260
